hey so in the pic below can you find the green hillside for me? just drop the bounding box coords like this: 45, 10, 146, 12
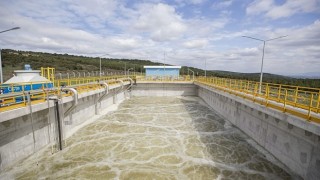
1, 49, 320, 88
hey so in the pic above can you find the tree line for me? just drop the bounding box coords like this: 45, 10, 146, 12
1, 49, 320, 88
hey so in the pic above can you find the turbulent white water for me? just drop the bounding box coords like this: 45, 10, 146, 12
1, 96, 298, 179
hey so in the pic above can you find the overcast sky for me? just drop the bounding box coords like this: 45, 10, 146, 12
0, 0, 319, 75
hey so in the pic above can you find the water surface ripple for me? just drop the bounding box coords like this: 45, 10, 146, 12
1, 97, 297, 179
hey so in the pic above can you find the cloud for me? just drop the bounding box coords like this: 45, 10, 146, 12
212, 0, 233, 9
132, 3, 187, 41
0, 0, 319, 75
188, 0, 206, 5
246, 0, 273, 15
231, 19, 320, 74
174, 0, 207, 5
246, 0, 320, 19
183, 39, 208, 48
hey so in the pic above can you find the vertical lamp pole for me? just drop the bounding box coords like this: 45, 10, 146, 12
99, 53, 109, 79
163, 52, 166, 77
188, 68, 195, 81
242, 35, 287, 94
0, 27, 21, 84
204, 59, 207, 78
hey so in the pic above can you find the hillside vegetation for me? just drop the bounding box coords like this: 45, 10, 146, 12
1, 49, 320, 88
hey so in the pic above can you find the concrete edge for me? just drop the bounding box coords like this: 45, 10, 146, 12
0, 82, 130, 123
195, 82, 320, 136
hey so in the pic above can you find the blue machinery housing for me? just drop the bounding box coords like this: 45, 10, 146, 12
0, 82, 54, 103
144, 66, 181, 77
1, 82, 54, 94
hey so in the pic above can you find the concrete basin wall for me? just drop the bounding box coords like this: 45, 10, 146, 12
196, 83, 320, 180
0, 83, 131, 171
132, 82, 320, 179
131, 82, 197, 96
1, 81, 320, 179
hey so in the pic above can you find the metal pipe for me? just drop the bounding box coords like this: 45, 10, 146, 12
125, 78, 133, 99
127, 68, 133, 77
115, 79, 124, 93
46, 92, 54, 153
125, 77, 133, 91
113, 79, 124, 104
27, 92, 36, 152
61, 88, 78, 116
95, 81, 109, 115
97, 82, 109, 103
54, 99, 63, 150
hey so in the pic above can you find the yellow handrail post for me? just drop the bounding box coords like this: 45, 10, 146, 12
47, 70, 49, 82
22, 91, 26, 105
294, 87, 299, 106
317, 90, 320, 113
307, 94, 314, 121
265, 83, 269, 97
283, 89, 288, 112
266, 85, 270, 107
278, 85, 282, 101
241, 80, 244, 91
254, 83, 258, 96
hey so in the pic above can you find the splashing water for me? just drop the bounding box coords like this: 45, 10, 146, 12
1, 97, 299, 179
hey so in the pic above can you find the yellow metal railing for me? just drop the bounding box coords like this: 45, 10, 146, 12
41, 67, 55, 86
196, 77, 320, 123
0, 89, 59, 112
0, 75, 134, 112
137, 75, 192, 82
2, 74, 319, 123
0, 81, 53, 93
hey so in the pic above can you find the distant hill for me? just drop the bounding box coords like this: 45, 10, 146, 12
1, 49, 162, 81
289, 72, 320, 79
1, 49, 320, 88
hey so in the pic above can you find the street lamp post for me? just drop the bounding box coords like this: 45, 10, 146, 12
0, 27, 20, 34
188, 68, 195, 81
204, 59, 207, 78
0, 27, 21, 84
242, 35, 287, 94
99, 53, 110, 78
163, 52, 166, 76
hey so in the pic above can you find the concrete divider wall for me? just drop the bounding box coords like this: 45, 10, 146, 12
196, 83, 320, 180
132, 82, 197, 96
0, 83, 130, 171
